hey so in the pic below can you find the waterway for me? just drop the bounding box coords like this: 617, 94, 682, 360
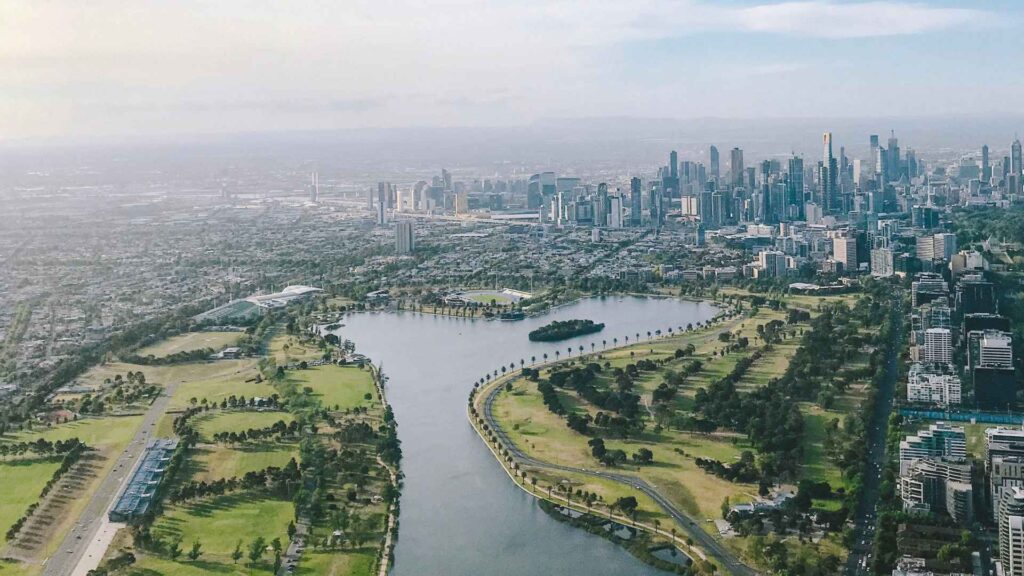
336, 296, 719, 576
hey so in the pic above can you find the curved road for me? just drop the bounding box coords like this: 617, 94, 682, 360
480, 378, 758, 576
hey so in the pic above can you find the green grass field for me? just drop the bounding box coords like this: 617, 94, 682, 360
286, 365, 376, 411
493, 378, 754, 524
73, 359, 265, 411
192, 411, 294, 443
127, 555, 261, 575
187, 443, 299, 482
801, 405, 845, 488
0, 458, 61, 544
6, 414, 143, 451
269, 334, 326, 365
467, 293, 513, 305
136, 332, 241, 358
296, 550, 375, 576
150, 494, 293, 563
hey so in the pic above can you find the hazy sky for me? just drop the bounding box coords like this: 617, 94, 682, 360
3, 1, 1020, 141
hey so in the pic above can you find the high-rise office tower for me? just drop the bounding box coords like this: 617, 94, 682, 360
709, 145, 720, 182
833, 235, 857, 273
608, 195, 623, 228
787, 155, 804, 220
441, 168, 452, 190
629, 177, 643, 226
669, 151, 678, 179
309, 172, 319, 203
983, 144, 992, 182
377, 182, 389, 226
869, 134, 880, 175
395, 221, 415, 254
730, 147, 744, 189
822, 132, 838, 213
1013, 139, 1023, 176
887, 131, 901, 181
1012, 139, 1023, 194
596, 183, 609, 227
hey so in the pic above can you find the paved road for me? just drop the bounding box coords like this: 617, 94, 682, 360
843, 296, 903, 576
44, 382, 180, 576
481, 378, 758, 576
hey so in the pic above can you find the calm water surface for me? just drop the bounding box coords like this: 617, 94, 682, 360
337, 296, 718, 576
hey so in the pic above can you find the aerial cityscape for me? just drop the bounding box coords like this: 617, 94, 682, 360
4, 2, 1024, 576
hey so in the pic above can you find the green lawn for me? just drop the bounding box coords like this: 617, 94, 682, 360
192, 411, 293, 443
287, 365, 376, 411
72, 359, 265, 411
127, 555, 263, 575
136, 332, 241, 358
493, 378, 754, 525
467, 293, 514, 305
188, 443, 299, 482
6, 415, 143, 451
269, 334, 326, 365
800, 404, 845, 489
296, 551, 375, 576
0, 458, 61, 544
150, 494, 293, 561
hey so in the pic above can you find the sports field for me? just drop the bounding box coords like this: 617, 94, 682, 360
136, 332, 240, 358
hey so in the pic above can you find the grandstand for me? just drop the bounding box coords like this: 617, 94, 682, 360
194, 285, 323, 323
108, 439, 178, 523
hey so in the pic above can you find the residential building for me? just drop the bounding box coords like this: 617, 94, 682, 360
900, 423, 966, 475
906, 364, 961, 407
921, 328, 952, 365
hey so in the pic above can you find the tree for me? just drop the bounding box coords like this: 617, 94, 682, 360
271, 537, 282, 554
273, 551, 283, 573
231, 540, 243, 564
613, 496, 638, 517
168, 538, 183, 561
248, 536, 266, 566
632, 447, 653, 465
187, 541, 202, 562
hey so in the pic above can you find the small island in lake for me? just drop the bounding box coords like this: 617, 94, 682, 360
528, 319, 605, 342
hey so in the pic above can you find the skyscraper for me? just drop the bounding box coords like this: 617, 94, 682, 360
395, 221, 415, 254
377, 182, 389, 226
730, 147, 744, 189
709, 145, 720, 182
669, 150, 678, 179
1013, 139, 1023, 175
309, 172, 319, 203
629, 177, 642, 226
869, 134, 880, 175
787, 155, 804, 220
983, 144, 992, 182
887, 130, 901, 181
822, 132, 838, 213
1012, 139, 1023, 193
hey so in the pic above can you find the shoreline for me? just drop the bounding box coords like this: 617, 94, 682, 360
463, 305, 747, 574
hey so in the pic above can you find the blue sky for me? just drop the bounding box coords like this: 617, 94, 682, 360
1, 1, 1020, 140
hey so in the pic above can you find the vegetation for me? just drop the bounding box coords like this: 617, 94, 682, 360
528, 319, 605, 342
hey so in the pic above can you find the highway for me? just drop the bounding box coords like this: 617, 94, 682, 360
843, 296, 903, 576
480, 377, 758, 576
44, 382, 180, 576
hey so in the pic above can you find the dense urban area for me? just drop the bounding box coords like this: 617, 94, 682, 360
4, 129, 1024, 576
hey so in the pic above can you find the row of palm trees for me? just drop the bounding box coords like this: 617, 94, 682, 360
471, 307, 742, 388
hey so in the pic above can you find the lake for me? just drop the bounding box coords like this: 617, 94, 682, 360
336, 295, 719, 576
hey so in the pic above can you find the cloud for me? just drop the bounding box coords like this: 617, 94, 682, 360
735, 1, 986, 38
0, 1, 999, 138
